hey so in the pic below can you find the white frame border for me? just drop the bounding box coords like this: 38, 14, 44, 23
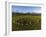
5, 1, 45, 35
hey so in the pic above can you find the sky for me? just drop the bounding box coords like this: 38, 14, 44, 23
12, 6, 41, 13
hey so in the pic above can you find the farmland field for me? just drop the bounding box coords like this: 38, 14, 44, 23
12, 13, 41, 31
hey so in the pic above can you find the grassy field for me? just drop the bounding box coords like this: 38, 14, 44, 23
12, 13, 41, 31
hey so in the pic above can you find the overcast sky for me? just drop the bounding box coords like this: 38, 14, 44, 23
12, 6, 41, 13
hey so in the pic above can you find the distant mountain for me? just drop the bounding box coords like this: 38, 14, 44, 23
12, 12, 41, 16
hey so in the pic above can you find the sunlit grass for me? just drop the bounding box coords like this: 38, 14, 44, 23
12, 14, 41, 31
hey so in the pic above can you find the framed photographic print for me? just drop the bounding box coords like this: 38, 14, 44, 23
5, 1, 44, 35
12, 4, 41, 31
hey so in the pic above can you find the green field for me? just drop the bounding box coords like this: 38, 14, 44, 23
12, 13, 41, 31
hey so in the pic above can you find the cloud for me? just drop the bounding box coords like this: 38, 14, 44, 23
12, 6, 41, 13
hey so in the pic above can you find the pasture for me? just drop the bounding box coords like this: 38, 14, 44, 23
12, 13, 41, 31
